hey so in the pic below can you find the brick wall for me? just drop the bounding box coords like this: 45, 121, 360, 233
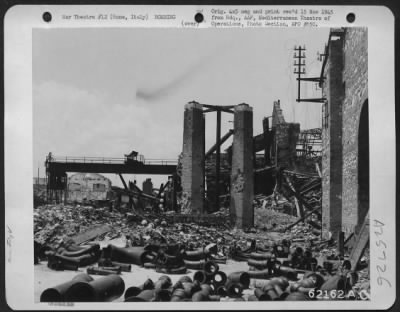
341, 28, 368, 233
321, 28, 368, 236
321, 35, 344, 239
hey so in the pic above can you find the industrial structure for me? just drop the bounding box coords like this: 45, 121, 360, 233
35, 27, 372, 303
319, 28, 369, 245
43, 27, 368, 240
44, 99, 321, 229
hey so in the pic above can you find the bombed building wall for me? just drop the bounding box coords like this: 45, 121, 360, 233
68, 173, 112, 202
321, 28, 368, 237
271, 100, 300, 170
205, 153, 231, 212
142, 178, 153, 195
341, 28, 368, 234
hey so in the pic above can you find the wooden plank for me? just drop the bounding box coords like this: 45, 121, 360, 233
71, 224, 112, 245
337, 231, 345, 257
349, 211, 369, 271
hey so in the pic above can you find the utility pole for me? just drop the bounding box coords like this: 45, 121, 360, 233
293, 45, 306, 102
293, 45, 326, 103
215, 109, 221, 212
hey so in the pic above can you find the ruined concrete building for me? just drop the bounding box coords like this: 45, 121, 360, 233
67, 173, 112, 202
270, 100, 300, 170
321, 28, 368, 239
180, 102, 254, 229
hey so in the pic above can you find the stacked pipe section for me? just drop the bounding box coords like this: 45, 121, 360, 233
40, 273, 125, 302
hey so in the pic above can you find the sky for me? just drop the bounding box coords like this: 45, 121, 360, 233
33, 27, 330, 188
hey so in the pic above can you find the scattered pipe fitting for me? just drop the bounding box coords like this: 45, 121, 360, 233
178, 276, 193, 284
249, 252, 273, 260
98, 259, 132, 272
144, 262, 156, 269
59, 244, 100, 257
247, 268, 272, 279
182, 281, 201, 298
247, 294, 259, 301
204, 243, 218, 255
40, 273, 93, 302
204, 261, 219, 276
156, 266, 187, 274
233, 297, 245, 301
303, 271, 325, 286
216, 285, 228, 297
125, 289, 155, 302
87, 266, 121, 275
200, 283, 213, 295
47, 260, 78, 271
124, 278, 154, 299
209, 256, 227, 264
320, 275, 346, 292
193, 270, 208, 284
172, 266, 187, 274
183, 259, 205, 270
192, 283, 215, 301
183, 248, 206, 261
347, 271, 358, 289
208, 295, 221, 301
65, 274, 125, 302
212, 271, 227, 287
247, 259, 271, 270
261, 285, 280, 301
191, 291, 208, 302
107, 245, 151, 266
273, 263, 298, 280
155, 287, 172, 301
225, 282, 244, 298
192, 284, 213, 302
284, 291, 309, 300
62, 241, 88, 252
227, 272, 250, 289
154, 275, 172, 292
269, 277, 289, 291
254, 288, 271, 301
257, 277, 289, 301
170, 288, 187, 301
300, 272, 325, 289
47, 249, 100, 269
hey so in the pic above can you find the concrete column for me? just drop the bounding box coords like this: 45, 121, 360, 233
181, 101, 205, 214
321, 37, 344, 239
230, 103, 254, 229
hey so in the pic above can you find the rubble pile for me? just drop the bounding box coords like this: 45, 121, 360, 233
35, 190, 370, 302
254, 204, 298, 231
33, 184, 47, 207
34, 205, 128, 247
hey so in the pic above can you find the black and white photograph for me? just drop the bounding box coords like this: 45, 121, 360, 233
3, 5, 396, 310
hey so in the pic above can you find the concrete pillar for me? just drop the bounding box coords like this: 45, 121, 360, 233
230, 103, 254, 228
321, 37, 344, 239
181, 101, 205, 214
